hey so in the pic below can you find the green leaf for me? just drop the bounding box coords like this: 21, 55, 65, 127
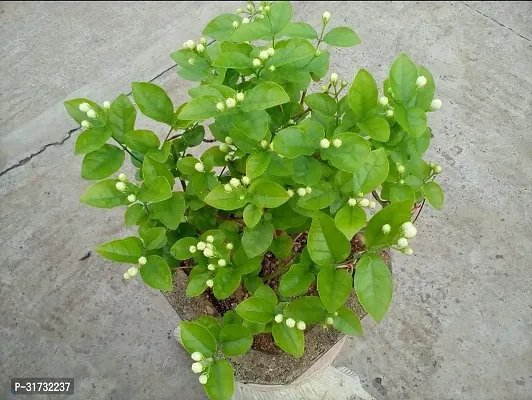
232, 244, 262, 275
131, 82, 174, 125
249, 181, 290, 208
279, 22, 318, 39
213, 267, 241, 300
124, 130, 160, 154
352, 148, 389, 194
231, 18, 271, 42
223, 310, 243, 326
284, 296, 327, 324
365, 200, 412, 250
333, 306, 363, 336
308, 211, 351, 265
243, 204, 263, 228
75, 126, 112, 155
334, 205, 366, 239
204, 360, 234, 400
297, 181, 336, 210
272, 127, 317, 159
267, 38, 315, 68
170, 237, 197, 260
125, 203, 145, 227
219, 325, 253, 356
321, 132, 371, 173
278, 263, 314, 297
186, 273, 209, 297
357, 116, 390, 142
64, 98, 103, 125
268, 1, 292, 34
176, 156, 201, 174
203, 14, 241, 41
196, 316, 221, 341
270, 234, 293, 259
236, 296, 275, 323
204, 185, 248, 210
234, 110, 270, 141
305, 93, 337, 116
183, 125, 205, 146
138, 176, 172, 203
108, 94, 136, 143
272, 322, 304, 358
389, 54, 418, 105
153, 192, 186, 230
354, 253, 392, 322
147, 141, 171, 163
242, 220, 274, 258
323, 27, 361, 47
95, 236, 143, 263
394, 105, 427, 138
348, 69, 377, 120
254, 285, 278, 307
140, 227, 167, 250
212, 52, 253, 69
180, 321, 217, 357
267, 153, 294, 176
389, 183, 415, 205
140, 255, 173, 291
241, 82, 290, 111
143, 154, 174, 186
292, 156, 322, 186
80, 179, 129, 209
81, 144, 124, 180
317, 266, 352, 312
423, 182, 444, 210
246, 151, 271, 179
178, 95, 220, 121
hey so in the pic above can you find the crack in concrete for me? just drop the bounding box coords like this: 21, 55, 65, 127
460, 1, 531, 42
0, 63, 178, 178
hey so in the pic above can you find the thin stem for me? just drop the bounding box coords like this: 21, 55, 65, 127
372, 190, 390, 207
293, 108, 311, 122
300, 90, 307, 105
219, 166, 227, 178
413, 199, 426, 223
262, 259, 294, 282
114, 139, 142, 163
203, 138, 216, 143
163, 126, 174, 143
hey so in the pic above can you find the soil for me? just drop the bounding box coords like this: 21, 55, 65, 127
163, 231, 392, 385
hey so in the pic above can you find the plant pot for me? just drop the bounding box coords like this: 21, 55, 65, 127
166, 241, 392, 391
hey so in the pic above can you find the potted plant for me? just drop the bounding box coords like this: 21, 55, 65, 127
64, 1, 444, 399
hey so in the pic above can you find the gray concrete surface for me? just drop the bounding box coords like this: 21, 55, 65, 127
1, 1, 531, 399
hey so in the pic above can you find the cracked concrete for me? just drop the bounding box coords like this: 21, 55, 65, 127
1, 2, 531, 400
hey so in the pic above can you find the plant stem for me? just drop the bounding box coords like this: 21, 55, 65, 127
413, 199, 426, 223
203, 138, 216, 143
163, 126, 174, 143
300, 90, 307, 105
372, 190, 390, 207
262, 259, 294, 282
113, 138, 142, 163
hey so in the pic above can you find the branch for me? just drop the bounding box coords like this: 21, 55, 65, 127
372, 190, 390, 207
203, 138, 216, 143
300, 90, 307, 105
413, 199, 426, 223
163, 126, 174, 142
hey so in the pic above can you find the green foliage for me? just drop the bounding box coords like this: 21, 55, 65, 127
66, 3, 445, 399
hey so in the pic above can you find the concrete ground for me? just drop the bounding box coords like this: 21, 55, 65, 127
1, 1, 531, 399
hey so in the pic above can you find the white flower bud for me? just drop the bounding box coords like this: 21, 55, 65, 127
434, 165, 442, 174
429, 99, 442, 111
127, 194, 136, 203
258, 5, 264, 11
267, 47, 275, 57
236, 8, 242, 13
206, 279, 214, 288
191, 352, 203, 361
81, 120, 91, 128
216, 102, 225, 111
242, 17, 250, 24
401, 222, 413, 230
322, 11, 331, 23
259, 50, 269, 60
118, 173, 128, 182
196, 44, 205, 53
103, 101, 111, 110
357, 192, 364, 198
205, 235, 214, 244
397, 165, 405, 174
241, 176, 250, 185
189, 245, 197, 254
368, 200, 377, 209
297, 187, 307, 196
264, 5, 270, 12
197, 241, 206, 251
224, 136, 233, 145
123, 272, 132, 280
184, 40, 195, 49
268, 142, 274, 151
386, 109, 394, 117
206, 243, 213, 250
321, 85, 329, 93
260, 140, 269, 149
379, 96, 389, 106
404, 226, 417, 239
226, 242, 234, 250
403, 247, 414, 255
232, 21, 239, 29
79, 103, 91, 113
315, 49, 321, 57
192, 362, 204, 373
273, 314, 284, 324
207, 264, 216, 271
203, 248, 214, 258
320, 138, 330, 148
188, 58, 195, 65
358, 198, 370, 207
399, 179, 405, 185
199, 374, 208, 385
218, 259, 227, 267
138, 256, 147, 265
253, 58, 262, 67
416, 76, 427, 88
115, 182, 127, 192
326, 317, 334, 325
285, 318, 296, 328
334, 311, 339, 316
224, 184, 233, 192
236, 92, 245, 102
257, 14, 265, 19
305, 186, 312, 194
332, 138, 342, 148
224, 155, 233, 162
86, 109, 97, 119
226, 98, 236, 109
348, 198, 357, 207
246, 3, 253, 11
397, 237, 409, 248
428, 161, 436, 168
296, 321, 306, 331
200, 37, 207, 45
269, 65, 276, 71
330, 73, 338, 84
219, 143, 230, 153
194, 162, 204, 172
127, 267, 139, 277
287, 189, 294, 197
382, 224, 391, 234
229, 178, 240, 188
